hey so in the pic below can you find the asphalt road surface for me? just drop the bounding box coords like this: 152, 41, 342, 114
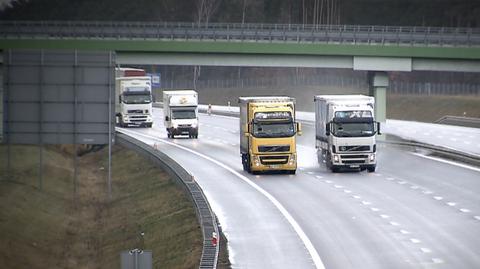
118, 108, 480, 269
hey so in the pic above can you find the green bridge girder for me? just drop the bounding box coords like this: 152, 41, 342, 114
1, 39, 480, 60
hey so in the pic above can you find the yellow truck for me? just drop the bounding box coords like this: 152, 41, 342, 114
239, 97, 301, 174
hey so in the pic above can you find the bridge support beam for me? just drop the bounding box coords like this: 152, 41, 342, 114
368, 72, 388, 140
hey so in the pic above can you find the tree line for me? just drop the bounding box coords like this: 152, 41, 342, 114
1, 0, 479, 27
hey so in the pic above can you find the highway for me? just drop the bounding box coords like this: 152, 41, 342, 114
119, 108, 480, 269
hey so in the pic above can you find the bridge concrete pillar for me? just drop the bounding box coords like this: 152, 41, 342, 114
368, 72, 388, 140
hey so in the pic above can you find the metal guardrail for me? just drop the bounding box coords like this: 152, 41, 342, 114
382, 135, 480, 167
1, 20, 480, 47
116, 133, 219, 269
435, 115, 480, 128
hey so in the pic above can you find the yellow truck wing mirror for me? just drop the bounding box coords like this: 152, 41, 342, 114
244, 123, 250, 137
296, 122, 302, 136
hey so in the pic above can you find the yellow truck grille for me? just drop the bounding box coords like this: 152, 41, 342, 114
260, 155, 289, 165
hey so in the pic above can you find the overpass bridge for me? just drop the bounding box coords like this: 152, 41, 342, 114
1, 20, 480, 125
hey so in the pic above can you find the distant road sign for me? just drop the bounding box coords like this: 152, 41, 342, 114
147, 73, 161, 88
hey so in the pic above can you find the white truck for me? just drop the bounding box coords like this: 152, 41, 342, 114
314, 95, 381, 172
163, 90, 199, 138
115, 75, 153, 128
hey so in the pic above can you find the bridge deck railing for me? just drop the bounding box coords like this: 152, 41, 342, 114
1, 20, 479, 47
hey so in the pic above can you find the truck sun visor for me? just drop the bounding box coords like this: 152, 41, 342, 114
254, 111, 292, 120
332, 117, 374, 123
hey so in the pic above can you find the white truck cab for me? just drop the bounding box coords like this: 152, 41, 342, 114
115, 76, 153, 128
163, 90, 199, 138
315, 95, 381, 172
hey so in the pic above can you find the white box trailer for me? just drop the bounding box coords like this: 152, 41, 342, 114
163, 90, 198, 138
314, 95, 380, 172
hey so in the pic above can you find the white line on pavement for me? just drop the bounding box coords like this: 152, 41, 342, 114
119, 129, 326, 269
411, 153, 480, 173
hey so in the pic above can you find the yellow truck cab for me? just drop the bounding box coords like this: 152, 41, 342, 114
239, 97, 301, 174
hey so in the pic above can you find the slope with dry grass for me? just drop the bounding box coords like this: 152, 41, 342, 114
0, 144, 202, 269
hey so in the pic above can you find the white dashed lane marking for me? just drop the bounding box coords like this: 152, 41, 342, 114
420, 248, 432, 253
410, 238, 421, 244
459, 208, 471, 213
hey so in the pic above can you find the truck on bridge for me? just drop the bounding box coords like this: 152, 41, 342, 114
163, 90, 199, 139
115, 68, 153, 128
239, 96, 301, 174
314, 95, 380, 172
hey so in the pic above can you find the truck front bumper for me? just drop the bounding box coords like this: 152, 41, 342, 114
331, 152, 376, 169
169, 127, 198, 136
250, 153, 297, 172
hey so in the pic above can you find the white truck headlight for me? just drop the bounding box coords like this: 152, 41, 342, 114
333, 154, 339, 163
369, 154, 375, 162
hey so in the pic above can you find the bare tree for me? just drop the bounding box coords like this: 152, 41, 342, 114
193, 0, 222, 89
195, 0, 221, 24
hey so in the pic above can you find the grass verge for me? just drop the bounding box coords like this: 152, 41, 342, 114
387, 94, 480, 123
0, 144, 202, 269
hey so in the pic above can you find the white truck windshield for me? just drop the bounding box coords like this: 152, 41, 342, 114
332, 122, 374, 137
123, 95, 152, 104
172, 109, 196, 119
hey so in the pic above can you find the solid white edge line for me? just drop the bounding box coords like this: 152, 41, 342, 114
411, 153, 480, 173
119, 129, 326, 269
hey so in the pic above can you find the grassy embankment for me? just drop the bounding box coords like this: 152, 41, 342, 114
0, 144, 202, 269
387, 94, 480, 122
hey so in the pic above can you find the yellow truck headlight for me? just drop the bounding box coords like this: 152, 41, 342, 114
289, 154, 296, 165
253, 155, 260, 166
